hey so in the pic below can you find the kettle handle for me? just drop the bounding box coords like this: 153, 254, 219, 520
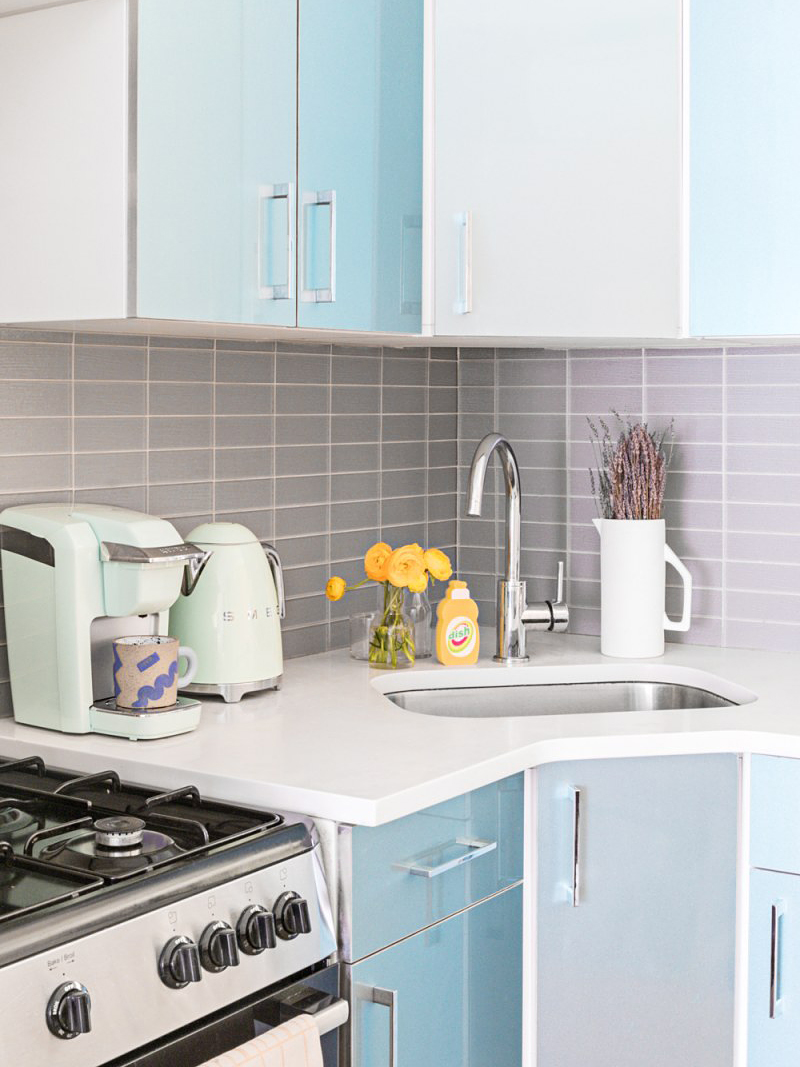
261, 542, 286, 620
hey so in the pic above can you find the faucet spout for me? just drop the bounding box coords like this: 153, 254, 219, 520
465, 432, 568, 664
465, 433, 521, 583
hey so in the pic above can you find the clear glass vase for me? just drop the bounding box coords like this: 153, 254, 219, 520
369, 583, 415, 669
406, 589, 432, 659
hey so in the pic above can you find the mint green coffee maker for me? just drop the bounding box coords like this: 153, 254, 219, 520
0, 503, 209, 739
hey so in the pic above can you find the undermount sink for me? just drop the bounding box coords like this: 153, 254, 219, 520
383, 674, 753, 718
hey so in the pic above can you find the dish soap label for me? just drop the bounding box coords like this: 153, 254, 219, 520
436, 581, 480, 665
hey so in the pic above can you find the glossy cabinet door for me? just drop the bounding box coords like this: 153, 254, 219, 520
350, 883, 522, 1067
434, 0, 681, 339
136, 0, 297, 325
749, 868, 800, 1067
536, 755, 738, 1067
297, 0, 423, 333
690, 0, 800, 336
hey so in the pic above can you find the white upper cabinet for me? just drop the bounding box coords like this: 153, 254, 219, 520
434, 0, 800, 340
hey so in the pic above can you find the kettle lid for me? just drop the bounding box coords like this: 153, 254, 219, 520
185, 521, 259, 547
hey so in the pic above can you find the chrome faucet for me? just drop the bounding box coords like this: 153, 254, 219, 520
466, 433, 568, 663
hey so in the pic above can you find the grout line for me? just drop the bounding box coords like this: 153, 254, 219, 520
721, 346, 729, 647
69, 331, 75, 506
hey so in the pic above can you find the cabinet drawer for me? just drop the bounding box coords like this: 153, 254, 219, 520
751, 756, 800, 874
349, 883, 522, 1067
344, 773, 523, 961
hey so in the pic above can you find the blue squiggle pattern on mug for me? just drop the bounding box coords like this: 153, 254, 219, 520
132, 660, 179, 708
113, 646, 123, 698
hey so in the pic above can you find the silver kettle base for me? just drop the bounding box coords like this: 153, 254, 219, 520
179, 677, 282, 704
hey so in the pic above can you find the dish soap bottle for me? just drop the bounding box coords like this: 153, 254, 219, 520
436, 580, 479, 665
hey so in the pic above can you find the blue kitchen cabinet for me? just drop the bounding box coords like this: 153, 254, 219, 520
749, 868, 800, 1067
690, 0, 800, 335
536, 755, 738, 1067
137, 0, 297, 326
297, 0, 423, 333
350, 882, 522, 1067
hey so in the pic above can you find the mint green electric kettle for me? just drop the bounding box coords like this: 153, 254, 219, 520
169, 522, 285, 702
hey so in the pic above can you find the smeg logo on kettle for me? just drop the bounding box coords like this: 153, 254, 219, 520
221, 607, 276, 622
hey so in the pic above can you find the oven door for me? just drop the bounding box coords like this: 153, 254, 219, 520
104, 965, 344, 1067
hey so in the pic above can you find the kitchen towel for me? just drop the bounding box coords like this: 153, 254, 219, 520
199, 1014, 323, 1067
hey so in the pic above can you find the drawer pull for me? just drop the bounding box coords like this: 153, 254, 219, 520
396, 837, 497, 879
570, 786, 582, 907
770, 899, 786, 1019
355, 984, 397, 1066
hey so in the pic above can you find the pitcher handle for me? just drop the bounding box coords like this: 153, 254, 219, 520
663, 545, 692, 632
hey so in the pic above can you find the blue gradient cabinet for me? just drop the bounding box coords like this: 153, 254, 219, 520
297, 0, 423, 333
749, 869, 800, 1067
137, 0, 297, 326
690, 0, 800, 335
351, 883, 522, 1067
536, 755, 738, 1067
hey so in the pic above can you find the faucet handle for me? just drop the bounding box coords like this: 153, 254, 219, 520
549, 560, 569, 633
555, 560, 565, 604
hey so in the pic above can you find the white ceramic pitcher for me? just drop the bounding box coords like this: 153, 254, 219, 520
592, 518, 692, 658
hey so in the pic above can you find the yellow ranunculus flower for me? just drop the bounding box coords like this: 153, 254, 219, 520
386, 544, 426, 589
407, 570, 429, 593
365, 541, 393, 582
325, 576, 346, 601
423, 548, 453, 581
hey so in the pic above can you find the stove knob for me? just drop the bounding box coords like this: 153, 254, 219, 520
200, 921, 240, 972
274, 891, 312, 940
46, 982, 92, 1040
237, 905, 277, 955
159, 936, 202, 989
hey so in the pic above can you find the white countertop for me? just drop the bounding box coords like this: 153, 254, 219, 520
0, 632, 798, 826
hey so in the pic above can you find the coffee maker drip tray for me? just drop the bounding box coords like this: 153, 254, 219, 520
89, 696, 201, 741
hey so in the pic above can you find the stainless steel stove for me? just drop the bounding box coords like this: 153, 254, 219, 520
0, 755, 342, 1066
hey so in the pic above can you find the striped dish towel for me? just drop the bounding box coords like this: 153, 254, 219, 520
199, 1014, 323, 1067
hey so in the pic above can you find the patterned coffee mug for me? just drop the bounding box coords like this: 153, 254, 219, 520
113, 635, 198, 710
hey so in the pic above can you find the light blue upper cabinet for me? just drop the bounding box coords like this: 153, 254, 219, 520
690, 0, 800, 336
137, 0, 297, 326
536, 755, 738, 1067
297, 0, 423, 333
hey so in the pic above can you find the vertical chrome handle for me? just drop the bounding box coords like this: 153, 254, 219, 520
355, 983, 397, 1067
570, 786, 581, 907
257, 183, 293, 300
300, 189, 336, 303
770, 899, 786, 1019
454, 210, 472, 314
261, 542, 285, 619
556, 561, 565, 603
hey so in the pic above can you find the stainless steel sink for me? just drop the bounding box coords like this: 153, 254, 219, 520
384, 680, 738, 718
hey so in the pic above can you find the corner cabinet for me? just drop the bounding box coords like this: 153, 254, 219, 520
434, 0, 800, 339
536, 755, 738, 1067
340, 774, 524, 1067
0, 0, 423, 333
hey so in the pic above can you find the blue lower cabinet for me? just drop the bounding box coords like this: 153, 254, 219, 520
349, 883, 522, 1067
537, 755, 738, 1067
749, 868, 800, 1067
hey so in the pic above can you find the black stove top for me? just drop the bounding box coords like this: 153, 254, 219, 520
0, 755, 285, 925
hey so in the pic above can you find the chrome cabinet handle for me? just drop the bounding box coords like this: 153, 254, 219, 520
261, 542, 285, 619
454, 210, 472, 314
770, 899, 786, 1019
570, 786, 581, 907
257, 183, 293, 300
355, 984, 397, 1067
394, 837, 497, 878
300, 189, 336, 303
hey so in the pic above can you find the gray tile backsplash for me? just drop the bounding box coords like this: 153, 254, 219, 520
0, 329, 457, 715
0, 327, 795, 720
458, 345, 800, 656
